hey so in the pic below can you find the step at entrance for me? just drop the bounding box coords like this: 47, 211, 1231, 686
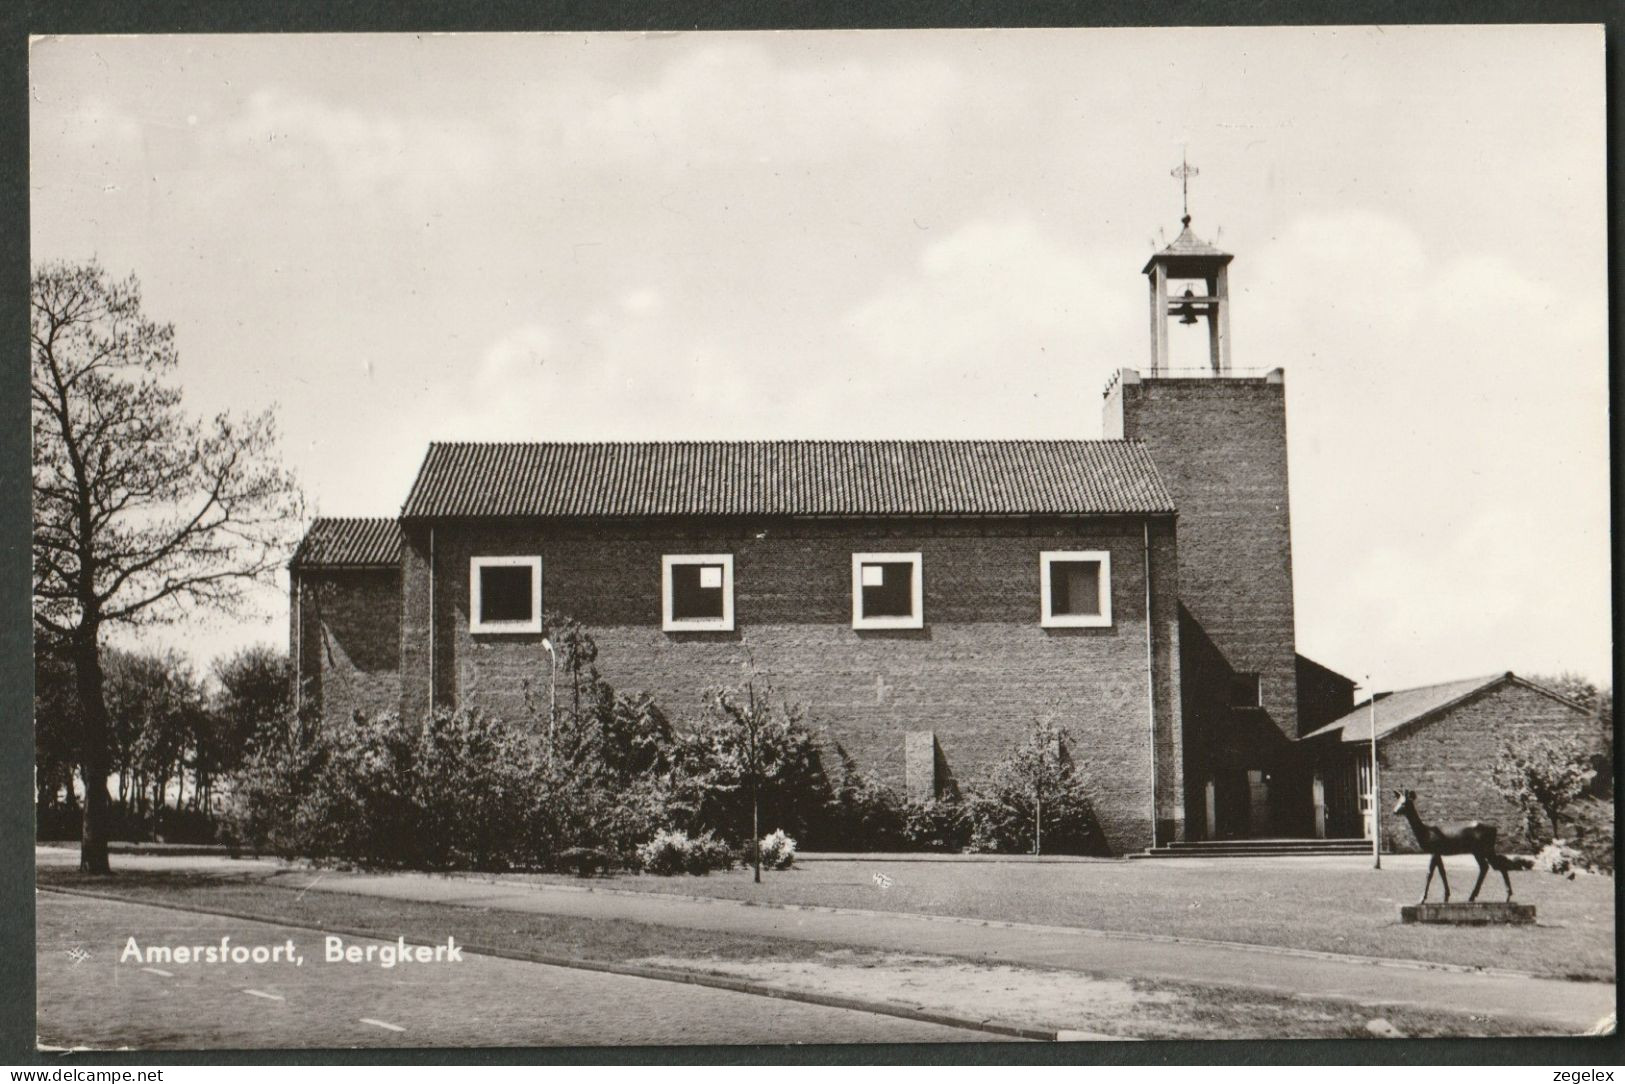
1131, 838, 1376, 859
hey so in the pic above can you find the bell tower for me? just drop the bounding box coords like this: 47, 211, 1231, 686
1144, 157, 1233, 375
1105, 158, 1304, 841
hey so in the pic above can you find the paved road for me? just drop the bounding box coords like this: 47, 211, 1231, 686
305, 870, 1614, 1033
38, 891, 991, 1049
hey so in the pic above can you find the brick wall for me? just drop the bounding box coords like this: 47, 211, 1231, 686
292, 568, 401, 727
1108, 370, 1301, 836
1106, 371, 1299, 742
402, 514, 1181, 853
1296, 654, 1357, 735
1375, 679, 1602, 852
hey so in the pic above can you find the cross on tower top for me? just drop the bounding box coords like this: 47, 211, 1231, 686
1170, 152, 1199, 226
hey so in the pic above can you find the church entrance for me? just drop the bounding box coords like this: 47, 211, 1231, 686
1247, 769, 1272, 836
1206, 768, 1277, 839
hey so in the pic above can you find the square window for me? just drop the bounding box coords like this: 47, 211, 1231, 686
663, 554, 734, 631
1229, 672, 1262, 708
1040, 551, 1112, 628
470, 556, 542, 634
852, 553, 923, 629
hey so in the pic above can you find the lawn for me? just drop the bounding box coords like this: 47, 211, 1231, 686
499, 853, 1616, 981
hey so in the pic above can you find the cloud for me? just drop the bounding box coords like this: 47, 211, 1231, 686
541, 41, 962, 169
835, 217, 1139, 434
436, 317, 731, 442
222, 87, 497, 210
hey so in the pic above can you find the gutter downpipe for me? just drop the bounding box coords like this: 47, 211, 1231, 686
1370, 679, 1381, 869
290, 568, 301, 714
1144, 519, 1158, 847
428, 525, 435, 714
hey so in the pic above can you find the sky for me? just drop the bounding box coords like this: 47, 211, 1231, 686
28, 26, 1611, 691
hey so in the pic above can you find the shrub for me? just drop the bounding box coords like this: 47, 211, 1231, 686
1568, 808, 1615, 876
229, 707, 542, 870
633, 829, 687, 875
759, 829, 797, 870
901, 797, 969, 852
1532, 840, 1589, 879
411, 707, 545, 870
815, 747, 905, 850
636, 828, 736, 876
557, 846, 612, 877
683, 831, 737, 874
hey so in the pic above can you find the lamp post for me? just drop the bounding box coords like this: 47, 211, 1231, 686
1365, 674, 1381, 870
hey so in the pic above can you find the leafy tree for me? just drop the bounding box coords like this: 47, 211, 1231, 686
1492, 733, 1596, 844
674, 679, 829, 882
104, 647, 208, 833
1529, 672, 1612, 726
965, 719, 1104, 855
1529, 672, 1614, 796
211, 645, 294, 763
32, 261, 303, 872
34, 643, 81, 819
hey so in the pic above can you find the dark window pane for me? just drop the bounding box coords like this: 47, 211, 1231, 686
1050, 560, 1101, 616
671, 563, 725, 620
479, 565, 534, 623
860, 562, 914, 618
1229, 672, 1261, 708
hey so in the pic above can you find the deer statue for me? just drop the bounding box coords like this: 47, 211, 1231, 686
1392, 789, 1531, 903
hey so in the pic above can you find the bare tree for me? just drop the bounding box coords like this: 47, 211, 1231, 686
32, 261, 303, 873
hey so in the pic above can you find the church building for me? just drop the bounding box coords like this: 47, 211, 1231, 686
290, 209, 1365, 855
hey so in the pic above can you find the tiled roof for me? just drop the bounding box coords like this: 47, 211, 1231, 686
1142, 219, 1233, 273
1299, 674, 1509, 744
290, 517, 402, 569
399, 441, 1177, 519
1158, 222, 1229, 258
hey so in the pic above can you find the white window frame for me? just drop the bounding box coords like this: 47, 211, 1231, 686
851, 552, 924, 630
469, 555, 543, 634
1040, 550, 1112, 628
662, 553, 735, 632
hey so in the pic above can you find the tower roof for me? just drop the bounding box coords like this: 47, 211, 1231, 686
1143, 217, 1233, 274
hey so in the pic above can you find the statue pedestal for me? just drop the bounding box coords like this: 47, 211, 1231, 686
1400, 901, 1535, 925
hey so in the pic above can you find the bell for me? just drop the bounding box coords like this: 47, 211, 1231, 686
1175, 285, 1199, 325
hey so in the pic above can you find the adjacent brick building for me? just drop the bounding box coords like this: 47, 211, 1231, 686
1299, 673, 1604, 851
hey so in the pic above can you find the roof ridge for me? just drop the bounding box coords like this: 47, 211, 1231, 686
1301, 672, 1513, 744
1385, 672, 1506, 697
403, 441, 1175, 518
424, 438, 1151, 448
307, 514, 399, 524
